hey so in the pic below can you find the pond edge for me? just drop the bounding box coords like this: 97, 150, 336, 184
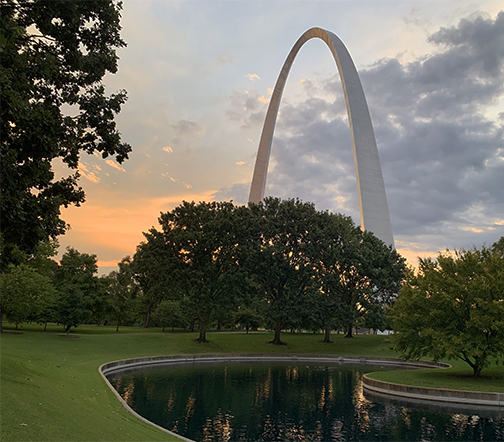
362, 374, 503, 407
98, 353, 444, 441
99, 353, 501, 441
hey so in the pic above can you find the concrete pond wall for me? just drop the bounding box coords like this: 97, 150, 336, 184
99, 353, 502, 441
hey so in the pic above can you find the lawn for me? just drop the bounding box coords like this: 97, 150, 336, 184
1, 324, 503, 442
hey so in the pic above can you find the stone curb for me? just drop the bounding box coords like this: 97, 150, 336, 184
362, 374, 503, 407
100, 353, 448, 377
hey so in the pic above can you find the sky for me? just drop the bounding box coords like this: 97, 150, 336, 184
55, 0, 504, 274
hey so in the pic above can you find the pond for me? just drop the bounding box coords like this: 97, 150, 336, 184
107, 361, 503, 441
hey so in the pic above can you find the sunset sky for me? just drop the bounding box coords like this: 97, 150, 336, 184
55, 0, 504, 274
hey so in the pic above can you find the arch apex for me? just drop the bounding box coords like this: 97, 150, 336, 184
248, 28, 395, 247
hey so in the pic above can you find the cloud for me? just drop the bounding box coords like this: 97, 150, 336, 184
105, 160, 126, 172
220, 11, 504, 255
247, 73, 260, 81
236, 161, 246, 166
162, 146, 173, 153
171, 119, 205, 137
258, 95, 270, 104
211, 182, 249, 205
78, 162, 100, 184
215, 51, 234, 65
226, 89, 268, 129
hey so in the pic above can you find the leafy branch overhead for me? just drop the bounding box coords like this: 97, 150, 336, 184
0, 0, 131, 268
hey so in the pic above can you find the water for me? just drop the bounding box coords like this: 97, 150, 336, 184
107, 362, 503, 441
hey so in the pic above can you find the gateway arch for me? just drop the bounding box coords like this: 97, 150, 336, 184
248, 27, 394, 247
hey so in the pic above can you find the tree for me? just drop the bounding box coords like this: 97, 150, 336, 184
492, 236, 504, 254
133, 231, 176, 328
0, 263, 56, 332
307, 210, 357, 342
316, 222, 405, 339
389, 246, 504, 377
233, 307, 262, 334
53, 247, 102, 336
104, 256, 139, 332
0, 0, 131, 270
151, 300, 185, 332
248, 198, 322, 345
141, 201, 250, 342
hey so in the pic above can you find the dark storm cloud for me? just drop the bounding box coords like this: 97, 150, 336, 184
221, 11, 504, 250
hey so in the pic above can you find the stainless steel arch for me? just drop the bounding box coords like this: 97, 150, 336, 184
248, 27, 394, 247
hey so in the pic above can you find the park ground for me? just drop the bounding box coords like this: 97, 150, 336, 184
1, 323, 503, 442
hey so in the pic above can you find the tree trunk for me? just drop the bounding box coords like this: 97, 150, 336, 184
190, 320, 195, 332
269, 319, 286, 345
473, 367, 482, 378
142, 302, 154, 328
162, 326, 165, 332
345, 322, 353, 338
246, 325, 249, 334
0, 310, 4, 333
44, 322, 47, 332
66, 325, 71, 337
217, 319, 222, 331
172, 325, 175, 332
196, 328, 208, 343
116, 319, 120, 332
323, 328, 333, 343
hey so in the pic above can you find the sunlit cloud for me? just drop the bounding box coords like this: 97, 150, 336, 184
182, 182, 193, 189
163, 146, 173, 153
105, 159, 126, 172
258, 95, 269, 104
78, 162, 100, 184
236, 161, 246, 166
267, 88, 273, 95
247, 73, 260, 81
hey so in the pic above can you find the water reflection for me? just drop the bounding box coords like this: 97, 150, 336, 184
107, 362, 503, 441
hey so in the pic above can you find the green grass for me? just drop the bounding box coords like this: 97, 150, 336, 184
2, 324, 503, 442
366, 362, 504, 392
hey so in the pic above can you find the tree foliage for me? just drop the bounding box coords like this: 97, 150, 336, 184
53, 247, 103, 335
142, 201, 250, 342
389, 246, 504, 377
133, 229, 178, 328
0, 263, 56, 331
103, 256, 139, 331
0, 0, 131, 269
151, 299, 185, 332
248, 198, 322, 344
131, 198, 406, 343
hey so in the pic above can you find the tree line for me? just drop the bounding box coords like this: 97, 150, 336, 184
0, 198, 406, 343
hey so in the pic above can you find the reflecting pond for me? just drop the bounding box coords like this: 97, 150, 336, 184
107, 362, 503, 441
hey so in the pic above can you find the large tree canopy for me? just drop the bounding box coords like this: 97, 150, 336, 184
390, 245, 504, 377
0, 0, 131, 269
